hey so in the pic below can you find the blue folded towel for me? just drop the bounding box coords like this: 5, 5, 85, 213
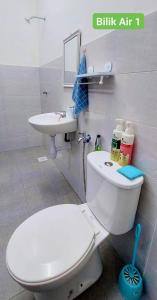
117, 165, 144, 180
72, 54, 88, 115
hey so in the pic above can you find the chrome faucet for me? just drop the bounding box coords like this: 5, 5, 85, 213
55, 111, 66, 118
77, 132, 91, 144
78, 134, 85, 143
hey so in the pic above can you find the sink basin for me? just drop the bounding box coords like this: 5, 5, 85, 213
28, 113, 77, 135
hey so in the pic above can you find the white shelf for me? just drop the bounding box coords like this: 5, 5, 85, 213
76, 72, 114, 79
76, 72, 114, 85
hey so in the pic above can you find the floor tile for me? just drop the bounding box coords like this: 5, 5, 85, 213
0, 264, 23, 300
10, 290, 34, 300
0, 146, 123, 300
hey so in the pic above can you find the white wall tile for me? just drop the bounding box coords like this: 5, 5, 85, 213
0, 66, 42, 151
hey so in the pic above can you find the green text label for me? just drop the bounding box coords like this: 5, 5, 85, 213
93, 13, 144, 30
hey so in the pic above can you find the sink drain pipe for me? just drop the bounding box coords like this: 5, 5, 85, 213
50, 136, 57, 159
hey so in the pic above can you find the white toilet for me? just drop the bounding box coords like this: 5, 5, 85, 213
6, 151, 144, 300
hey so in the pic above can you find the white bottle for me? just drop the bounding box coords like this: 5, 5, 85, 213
111, 119, 125, 161
66, 107, 75, 119
119, 121, 135, 166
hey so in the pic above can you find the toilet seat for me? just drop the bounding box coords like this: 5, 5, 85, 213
6, 204, 95, 286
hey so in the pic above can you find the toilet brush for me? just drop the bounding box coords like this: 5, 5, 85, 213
119, 224, 143, 300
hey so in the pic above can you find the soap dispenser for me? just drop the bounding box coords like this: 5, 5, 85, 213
118, 121, 135, 166
111, 119, 125, 161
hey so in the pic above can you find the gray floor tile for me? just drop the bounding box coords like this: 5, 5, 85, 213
0, 146, 123, 300
10, 290, 34, 300
0, 264, 23, 300
106, 286, 123, 300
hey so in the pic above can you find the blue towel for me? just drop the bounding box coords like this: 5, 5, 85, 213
117, 165, 144, 180
72, 54, 88, 115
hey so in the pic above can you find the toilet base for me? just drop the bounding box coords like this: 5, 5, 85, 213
34, 249, 103, 300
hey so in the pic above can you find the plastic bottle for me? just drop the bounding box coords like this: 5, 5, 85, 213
95, 135, 103, 151
66, 106, 75, 119
111, 119, 125, 161
118, 121, 135, 166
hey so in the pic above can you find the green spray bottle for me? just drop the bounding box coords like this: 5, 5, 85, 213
95, 135, 103, 151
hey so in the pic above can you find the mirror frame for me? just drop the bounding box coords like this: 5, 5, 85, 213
63, 30, 81, 88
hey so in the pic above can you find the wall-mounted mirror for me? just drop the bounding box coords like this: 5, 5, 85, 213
63, 30, 81, 87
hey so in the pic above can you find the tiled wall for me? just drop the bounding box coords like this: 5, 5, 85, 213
40, 11, 157, 299
0, 65, 42, 152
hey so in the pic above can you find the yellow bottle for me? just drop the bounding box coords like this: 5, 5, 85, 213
111, 119, 125, 161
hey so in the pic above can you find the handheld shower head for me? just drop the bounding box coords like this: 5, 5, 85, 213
25, 16, 46, 24
25, 18, 30, 23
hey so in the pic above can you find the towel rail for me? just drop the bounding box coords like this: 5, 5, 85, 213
76, 73, 114, 86
77, 75, 104, 85
77, 81, 100, 85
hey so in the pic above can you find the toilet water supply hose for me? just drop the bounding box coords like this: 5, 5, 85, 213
83, 142, 86, 194
82, 134, 91, 195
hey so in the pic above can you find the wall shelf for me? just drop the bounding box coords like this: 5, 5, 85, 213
76, 72, 114, 85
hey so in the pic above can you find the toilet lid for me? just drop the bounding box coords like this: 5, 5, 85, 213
6, 204, 95, 284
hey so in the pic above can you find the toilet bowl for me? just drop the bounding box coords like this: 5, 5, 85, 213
6, 151, 144, 300
6, 204, 108, 300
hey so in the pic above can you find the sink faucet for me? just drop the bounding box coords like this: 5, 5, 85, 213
55, 111, 66, 118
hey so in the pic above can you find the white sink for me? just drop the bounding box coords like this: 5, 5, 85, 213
28, 113, 77, 136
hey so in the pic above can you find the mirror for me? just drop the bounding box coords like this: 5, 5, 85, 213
63, 30, 81, 87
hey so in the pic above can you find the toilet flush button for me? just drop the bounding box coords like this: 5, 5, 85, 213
104, 161, 113, 167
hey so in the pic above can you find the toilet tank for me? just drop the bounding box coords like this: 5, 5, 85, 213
86, 151, 144, 235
